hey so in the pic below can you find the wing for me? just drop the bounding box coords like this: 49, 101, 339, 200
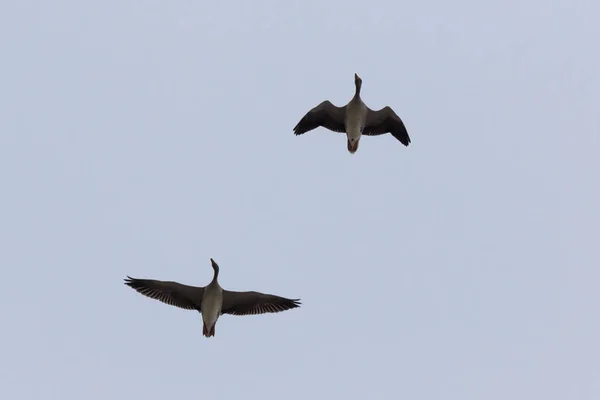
124, 276, 203, 311
293, 100, 347, 135
221, 290, 301, 316
362, 106, 411, 146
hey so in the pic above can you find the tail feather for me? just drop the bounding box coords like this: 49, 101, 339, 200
203, 322, 216, 337
347, 138, 359, 154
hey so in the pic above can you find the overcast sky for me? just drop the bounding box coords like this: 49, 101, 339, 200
1, 1, 599, 399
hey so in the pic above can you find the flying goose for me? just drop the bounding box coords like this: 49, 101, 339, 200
293, 73, 411, 154
124, 258, 301, 338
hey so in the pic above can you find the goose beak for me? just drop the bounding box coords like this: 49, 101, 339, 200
347, 137, 360, 154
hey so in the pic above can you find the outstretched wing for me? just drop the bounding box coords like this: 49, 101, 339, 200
124, 276, 203, 311
363, 106, 411, 146
221, 290, 301, 316
293, 101, 347, 135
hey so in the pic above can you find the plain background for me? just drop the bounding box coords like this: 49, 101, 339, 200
1, 1, 598, 399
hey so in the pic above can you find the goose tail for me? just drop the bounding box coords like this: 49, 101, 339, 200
347, 137, 359, 154
202, 322, 215, 337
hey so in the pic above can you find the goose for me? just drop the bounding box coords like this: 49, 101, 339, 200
293, 73, 411, 154
124, 258, 301, 338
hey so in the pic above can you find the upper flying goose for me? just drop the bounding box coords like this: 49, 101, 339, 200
293, 73, 411, 154
124, 258, 301, 338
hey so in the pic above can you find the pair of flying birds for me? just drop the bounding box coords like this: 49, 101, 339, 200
125, 74, 411, 337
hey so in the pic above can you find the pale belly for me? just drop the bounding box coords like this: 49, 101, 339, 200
346, 122, 362, 140
345, 105, 366, 140
201, 289, 223, 327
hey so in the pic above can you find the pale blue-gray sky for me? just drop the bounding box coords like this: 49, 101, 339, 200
1, 1, 599, 399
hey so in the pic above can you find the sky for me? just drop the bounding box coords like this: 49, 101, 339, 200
0, 0, 599, 399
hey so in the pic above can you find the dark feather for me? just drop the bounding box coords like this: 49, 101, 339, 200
124, 276, 202, 311
221, 290, 301, 316
293, 101, 347, 135
362, 106, 411, 146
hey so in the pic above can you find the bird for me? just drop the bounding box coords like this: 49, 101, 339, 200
293, 73, 411, 154
124, 258, 301, 338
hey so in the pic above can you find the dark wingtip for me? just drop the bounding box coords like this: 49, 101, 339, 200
293, 121, 304, 135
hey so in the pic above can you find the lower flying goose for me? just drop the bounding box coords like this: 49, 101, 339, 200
293, 73, 411, 154
124, 258, 301, 338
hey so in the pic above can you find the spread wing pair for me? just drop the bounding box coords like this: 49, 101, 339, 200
294, 100, 410, 146
124, 277, 301, 316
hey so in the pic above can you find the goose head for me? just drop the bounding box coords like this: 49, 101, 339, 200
354, 73, 362, 95
210, 258, 220, 280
